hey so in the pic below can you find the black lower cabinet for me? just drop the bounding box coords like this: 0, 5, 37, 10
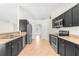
75, 45, 79, 56
64, 41, 75, 56
11, 40, 18, 56
0, 37, 24, 56
1, 42, 12, 56
49, 34, 51, 44
58, 38, 75, 56
10, 37, 23, 56
58, 38, 65, 56
20, 37, 23, 51
9, 37, 23, 56
5, 42, 12, 56
17, 37, 23, 55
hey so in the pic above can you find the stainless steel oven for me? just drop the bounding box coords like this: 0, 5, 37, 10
50, 35, 58, 53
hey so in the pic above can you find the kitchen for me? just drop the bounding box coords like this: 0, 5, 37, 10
0, 3, 79, 56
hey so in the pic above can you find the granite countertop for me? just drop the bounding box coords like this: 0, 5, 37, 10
49, 32, 79, 45
0, 32, 26, 44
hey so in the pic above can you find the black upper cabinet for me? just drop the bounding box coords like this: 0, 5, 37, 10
64, 9, 72, 27
52, 4, 79, 28
58, 14, 64, 20
72, 4, 79, 26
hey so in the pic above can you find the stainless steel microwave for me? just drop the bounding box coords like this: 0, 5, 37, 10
54, 19, 63, 28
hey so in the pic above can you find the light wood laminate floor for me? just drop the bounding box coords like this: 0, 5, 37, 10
18, 39, 59, 56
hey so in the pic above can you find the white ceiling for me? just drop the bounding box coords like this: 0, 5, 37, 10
20, 3, 77, 20
20, 3, 59, 20
0, 3, 77, 24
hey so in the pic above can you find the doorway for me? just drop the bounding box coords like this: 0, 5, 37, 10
36, 24, 42, 38
35, 24, 42, 45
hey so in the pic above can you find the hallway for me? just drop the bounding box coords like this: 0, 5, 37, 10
19, 39, 59, 56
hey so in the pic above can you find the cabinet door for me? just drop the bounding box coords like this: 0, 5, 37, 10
17, 37, 23, 54
0, 44, 6, 56
5, 42, 12, 56
17, 38, 20, 54
72, 4, 79, 26
65, 41, 75, 56
58, 38, 65, 56
64, 9, 72, 27
58, 14, 64, 20
49, 34, 51, 44
19, 37, 23, 50
11, 40, 18, 56
75, 45, 79, 56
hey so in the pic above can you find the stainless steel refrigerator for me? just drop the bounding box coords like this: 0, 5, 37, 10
27, 24, 32, 44
19, 19, 29, 44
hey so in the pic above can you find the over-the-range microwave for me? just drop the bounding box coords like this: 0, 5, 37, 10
54, 19, 63, 28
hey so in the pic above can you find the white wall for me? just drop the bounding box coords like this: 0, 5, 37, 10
0, 4, 19, 32
0, 20, 14, 32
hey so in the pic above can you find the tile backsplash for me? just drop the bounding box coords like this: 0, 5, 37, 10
50, 26, 79, 36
